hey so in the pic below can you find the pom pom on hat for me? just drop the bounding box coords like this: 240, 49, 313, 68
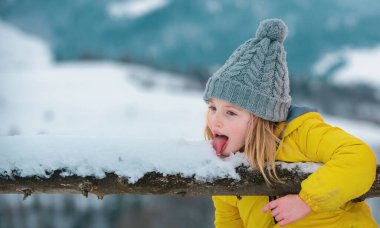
255, 18, 288, 43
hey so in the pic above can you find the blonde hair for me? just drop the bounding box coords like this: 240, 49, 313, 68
204, 115, 283, 185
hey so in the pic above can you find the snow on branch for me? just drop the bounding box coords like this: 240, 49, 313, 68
0, 136, 379, 200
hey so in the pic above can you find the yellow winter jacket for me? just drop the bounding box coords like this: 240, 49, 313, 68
213, 107, 378, 228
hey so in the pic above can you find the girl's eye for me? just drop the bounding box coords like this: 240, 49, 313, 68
208, 105, 216, 111
227, 111, 237, 116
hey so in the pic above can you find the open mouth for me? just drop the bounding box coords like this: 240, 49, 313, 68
212, 133, 229, 156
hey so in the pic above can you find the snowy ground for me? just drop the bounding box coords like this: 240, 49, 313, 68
1, 20, 379, 224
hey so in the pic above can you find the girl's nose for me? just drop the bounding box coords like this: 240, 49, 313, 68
211, 113, 223, 129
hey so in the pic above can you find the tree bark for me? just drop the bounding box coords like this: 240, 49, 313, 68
0, 164, 379, 201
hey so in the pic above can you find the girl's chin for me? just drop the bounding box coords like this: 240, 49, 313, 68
221, 152, 230, 157
221, 148, 242, 157
221, 149, 235, 157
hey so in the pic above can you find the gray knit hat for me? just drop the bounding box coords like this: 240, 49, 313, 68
203, 18, 291, 122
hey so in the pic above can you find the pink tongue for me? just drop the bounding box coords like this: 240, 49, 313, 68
212, 136, 228, 156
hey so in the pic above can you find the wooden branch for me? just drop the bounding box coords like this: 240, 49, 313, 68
0, 165, 379, 201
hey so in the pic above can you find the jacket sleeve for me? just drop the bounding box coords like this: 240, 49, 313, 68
294, 117, 377, 212
212, 196, 244, 228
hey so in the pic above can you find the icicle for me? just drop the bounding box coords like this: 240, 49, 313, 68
97, 194, 104, 200
176, 191, 187, 197
17, 188, 32, 200
79, 181, 93, 198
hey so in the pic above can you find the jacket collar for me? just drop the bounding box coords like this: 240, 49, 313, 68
273, 105, 320, 139
287, 105, 318, 123
282, 105, 322, 138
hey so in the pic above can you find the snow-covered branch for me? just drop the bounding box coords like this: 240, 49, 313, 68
0, 136, 379, 200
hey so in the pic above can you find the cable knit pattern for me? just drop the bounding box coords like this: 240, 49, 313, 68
203, 18, 291, 122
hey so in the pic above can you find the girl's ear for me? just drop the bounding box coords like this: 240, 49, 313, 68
247, 119, 253, 128
248, 115, 257, 128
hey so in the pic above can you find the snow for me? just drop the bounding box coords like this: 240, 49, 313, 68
0, 20, 52, 71
278, 162, 322, 174
107, 0, 170, 19
0, 133, 327, 183
0, 61, 206, 139
312, 52, 342, 76
0, 136, 246, 183
313, 45, 380, 87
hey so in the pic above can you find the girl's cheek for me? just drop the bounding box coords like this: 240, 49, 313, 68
230, 122, 246, 135
232, 122, 250, 142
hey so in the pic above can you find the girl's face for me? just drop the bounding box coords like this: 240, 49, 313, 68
206, 98, 253, 157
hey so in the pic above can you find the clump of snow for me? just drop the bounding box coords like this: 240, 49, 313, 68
332, 46, 380, 86
313, 45, 380, 87
278, 162, 322, 174
312, 52, 343, 76
107, 0, 170, 19
223, 152, 249, 168
0, 20, 52, 71
0, 136, 248, 183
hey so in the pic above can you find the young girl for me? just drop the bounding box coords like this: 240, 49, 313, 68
203, 19, 378, 227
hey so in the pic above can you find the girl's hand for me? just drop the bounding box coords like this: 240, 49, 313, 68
262, 194, 311, 226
